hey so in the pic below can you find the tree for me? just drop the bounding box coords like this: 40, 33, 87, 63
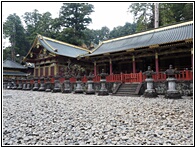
23, 9, 42, 44
128, 3, 193, 31
109, 22, 136, 39
3, 13, 30, 60
128, 3, 153, 32
58, 3, 94, 46
159, 3, 193, 26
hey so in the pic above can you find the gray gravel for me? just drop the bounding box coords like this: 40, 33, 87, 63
3, 90, 193, 146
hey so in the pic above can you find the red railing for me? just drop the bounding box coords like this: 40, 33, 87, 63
18, 70, 192, 85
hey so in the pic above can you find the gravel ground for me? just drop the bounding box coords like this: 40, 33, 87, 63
3, 90, 193, 146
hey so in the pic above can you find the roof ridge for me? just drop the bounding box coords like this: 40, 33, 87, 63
39, 34, 90, 52
103, 21, 193, 44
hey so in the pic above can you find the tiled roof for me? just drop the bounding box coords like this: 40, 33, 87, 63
3, 71, 28, 76
87, 21, 193, 57
3, 59, 27, 69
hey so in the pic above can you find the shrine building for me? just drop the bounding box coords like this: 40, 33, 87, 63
23, 21, 193, 83
81, 21, 193, 76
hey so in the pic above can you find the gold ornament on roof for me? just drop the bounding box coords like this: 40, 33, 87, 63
36, 42, 40, 48
43, 48, 47, 55
30, 52, 33, 58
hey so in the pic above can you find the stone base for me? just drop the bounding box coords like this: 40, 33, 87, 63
45, 89, 51, 92
165, 91, 182, 99
52, 88, 61, 93
17, 88, 23, 90
62, 89, 72, 93
32, 87, 39, 91
86, 90, 95, 95
39, 87, 45, 91
98, 90, 109, 96
143, 91, 158, 98
26, 88, 32, 91
74, 89, 84, 94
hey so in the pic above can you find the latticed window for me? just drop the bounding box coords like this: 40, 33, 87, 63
40, 67, 43, 76
35, 69, 38, 77
45, 67, 49, 76
51, 66, 54, 76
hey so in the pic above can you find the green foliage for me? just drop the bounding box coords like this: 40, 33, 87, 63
110, 22, 136, 38
129, 3, 153, 32
58, 3, 94, 46
129, 3, 193, 31
3, 47, 11, 60
159, 3, 193, 26
3, 13, 30, 59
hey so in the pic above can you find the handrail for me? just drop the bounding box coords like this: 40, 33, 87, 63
11, 70, 193, 85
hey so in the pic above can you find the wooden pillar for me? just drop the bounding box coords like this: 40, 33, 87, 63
54, 62, 58, 76
38, 66, 40, 77
191, 48, 193, 69
155, 52, 159, 74
94, 61, 97, 76
109, 59, 113, 75
132, 55, 136, 73
34, 65, 36, 77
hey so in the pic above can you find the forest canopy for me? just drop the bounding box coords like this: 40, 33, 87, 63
3, 3, 193, 62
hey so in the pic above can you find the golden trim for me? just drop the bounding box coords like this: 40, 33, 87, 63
155, 52, 158, 59
104, 53, 110, 56
126, 48, 135, 52
185, 39, 193, 43
103, 21, 193, 44
40, 35, 90, 52
150, 44, 159, 48
109, 59, 112, 64
132, 55, 135, 61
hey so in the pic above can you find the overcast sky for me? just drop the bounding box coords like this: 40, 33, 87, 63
2, 2, 133, 47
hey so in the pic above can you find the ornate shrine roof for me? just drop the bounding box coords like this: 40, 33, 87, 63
86, 21, 193, 57
3, 59, 27, 69
3, 71, 28, 76
25, 34, 90, 60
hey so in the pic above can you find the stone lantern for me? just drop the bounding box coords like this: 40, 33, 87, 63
164, 65, 181, 99
74, 71, 84, 93
143, 66, 158, 98
45, 77, 52, 92
38, 77, 46, 91
98, 69, 109, 96
86, 72, 95, 94
11, 77, 17, 89
62, 72, 72, 93
26, 77, 32, 90
17, 77, 23, 90
52, 75, 61, 93
7, 79, 12, 89
22, 78, 27, 90
32, 77, 39, 91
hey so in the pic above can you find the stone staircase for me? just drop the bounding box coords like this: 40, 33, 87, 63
113, 83, 142, 96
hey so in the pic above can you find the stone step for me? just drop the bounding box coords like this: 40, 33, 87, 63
114, 83, 142, 96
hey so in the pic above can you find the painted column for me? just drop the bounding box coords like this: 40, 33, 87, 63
155, 52, 159, 74
191, 48, 193, 69
94, 61, 97, 76
132, 55, 136, 73
109, 59, 113, 75
34, 65, 36, 77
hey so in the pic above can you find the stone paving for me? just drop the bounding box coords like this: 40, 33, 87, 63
3, 90, 193, 146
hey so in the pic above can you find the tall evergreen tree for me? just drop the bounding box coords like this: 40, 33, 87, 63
58, 3, 94, 46
3, 13, 30, 61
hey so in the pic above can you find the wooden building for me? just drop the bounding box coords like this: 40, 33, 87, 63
82, 21, 193, 76
23, 34, 91, 77
23, 21, 193, 83
3, 59, 29, 79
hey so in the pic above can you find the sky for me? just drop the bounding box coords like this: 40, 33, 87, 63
2, 2, 133, 47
